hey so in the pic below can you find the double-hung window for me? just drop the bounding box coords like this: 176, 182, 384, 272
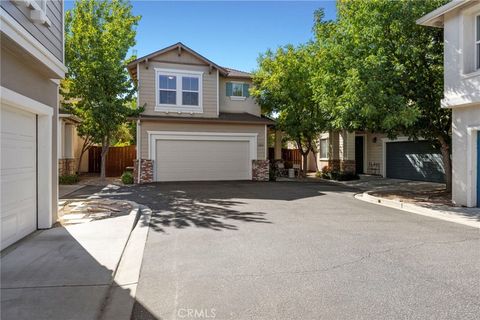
155, 69, 203, 112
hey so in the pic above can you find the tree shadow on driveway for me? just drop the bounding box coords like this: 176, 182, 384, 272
73, 180, 355, 233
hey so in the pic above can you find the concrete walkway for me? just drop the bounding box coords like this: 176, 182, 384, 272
1, 198, 149, 320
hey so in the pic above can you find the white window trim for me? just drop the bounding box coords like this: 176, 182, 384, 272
154, 68, 203, 113
319, 138, 329, 160
147, 131, 258, 181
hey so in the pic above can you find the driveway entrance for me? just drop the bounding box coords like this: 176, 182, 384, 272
116, 181, 479, 320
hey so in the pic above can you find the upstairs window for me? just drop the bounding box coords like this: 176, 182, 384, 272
226, 82, 250, 100
155, 69, 203, 112
159, 75, 177, 105
182, 77, 199, 106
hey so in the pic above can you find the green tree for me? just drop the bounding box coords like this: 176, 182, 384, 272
252, 44, 329, 175
312, 0, 451, 190
62, 0, 141, 178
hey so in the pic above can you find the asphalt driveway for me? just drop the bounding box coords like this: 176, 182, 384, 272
96, 180, 480, 320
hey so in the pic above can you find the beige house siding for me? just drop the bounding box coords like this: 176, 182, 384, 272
139, 121, 266, 161
138, 50, 218, 118
219, 77, 260, 116
364, 133, 385, 175
1, 0, 64, 62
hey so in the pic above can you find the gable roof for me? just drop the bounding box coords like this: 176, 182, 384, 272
127, 42, 253, 82
416, 0, 475, 27
225, 68, 252, 79
127, 42, 228, 80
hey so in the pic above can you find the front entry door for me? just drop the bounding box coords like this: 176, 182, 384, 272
355, 136, 364, 174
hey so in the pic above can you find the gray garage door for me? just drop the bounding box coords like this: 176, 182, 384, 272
386, 141, 445, 183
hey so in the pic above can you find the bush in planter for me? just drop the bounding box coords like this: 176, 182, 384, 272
336, 171, 360, 181
121, 171, 134, 184
59, 174, 79, 185
319, 166, 359, 181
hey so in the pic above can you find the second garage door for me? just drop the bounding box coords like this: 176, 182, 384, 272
386, 141, 445, 183
155, 139, 251, 181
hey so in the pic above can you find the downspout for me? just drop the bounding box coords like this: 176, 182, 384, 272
136, 62, 141, 184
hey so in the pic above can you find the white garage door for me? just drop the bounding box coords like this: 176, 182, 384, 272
155, 139, 251, 181
1, 105, 37, 250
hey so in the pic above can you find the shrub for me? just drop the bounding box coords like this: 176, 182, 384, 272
59, 174, 79, 185
121, 171, 134, 184
336, 172, 360, 181
319, 166, 359, 181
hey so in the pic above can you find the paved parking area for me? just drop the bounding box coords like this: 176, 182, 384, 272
92, 180, 480, 320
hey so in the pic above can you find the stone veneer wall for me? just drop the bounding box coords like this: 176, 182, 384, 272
134, 159, 154, 183
328, 159, 356, 174
59, 159, 76, 176
252, 160, 269, 181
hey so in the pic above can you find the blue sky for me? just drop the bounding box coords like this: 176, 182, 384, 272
65, 1, 337, 72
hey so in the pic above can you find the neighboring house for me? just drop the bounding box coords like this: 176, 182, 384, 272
127, 43, 274, 182
418, 0, 480, 207
58, 110, 89, 176
316, 131, 446, 183
1, 0, 66, 249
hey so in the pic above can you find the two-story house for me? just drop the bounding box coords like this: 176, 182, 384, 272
127, 43, 274, 183
418, 0, 480, 207
1, 0, 66, 249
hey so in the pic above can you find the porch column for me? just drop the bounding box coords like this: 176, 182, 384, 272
339, 130, 356, 173
274, 130, 283, 160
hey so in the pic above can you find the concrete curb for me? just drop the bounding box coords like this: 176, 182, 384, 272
99, 205, 152, 320
355, 192, 480, 229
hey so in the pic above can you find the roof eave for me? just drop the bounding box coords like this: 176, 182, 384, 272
416, 0, 471, 27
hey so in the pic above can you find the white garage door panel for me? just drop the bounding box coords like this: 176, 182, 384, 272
1, 105, 37, 250
156, 140, 250, 181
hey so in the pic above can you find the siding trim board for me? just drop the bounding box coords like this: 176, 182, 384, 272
1, 7, 66, 77
466, 125, 480, 207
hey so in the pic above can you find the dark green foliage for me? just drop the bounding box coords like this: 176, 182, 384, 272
59, 174, 80, 185
121, 171, 134, 184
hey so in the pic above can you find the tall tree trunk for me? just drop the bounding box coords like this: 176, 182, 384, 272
438, 135, 452, 193
76, 137, 92, 174
100, 136, 110, 180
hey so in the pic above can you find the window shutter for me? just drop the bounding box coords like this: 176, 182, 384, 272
243, 83, 250, 97
226, 82, 232, 96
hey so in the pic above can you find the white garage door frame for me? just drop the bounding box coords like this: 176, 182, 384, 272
147, 131, 258, 181
1, 86, 53, 232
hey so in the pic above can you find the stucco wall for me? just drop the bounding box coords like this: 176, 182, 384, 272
442, 4, 480, 108
452, 105, 480, 206
139, 121, 267, 161
219, 76, 260, 116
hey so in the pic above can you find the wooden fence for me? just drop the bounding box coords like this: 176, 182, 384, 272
268, 148, 302, 167
88, 145, 136, 177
